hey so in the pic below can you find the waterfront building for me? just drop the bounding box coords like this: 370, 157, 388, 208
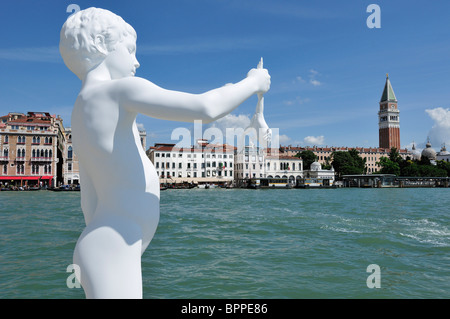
63, 128, 80, 185
280, 145, 411, 174
234, 146, 303, 187
437, 144, 450, 162
379, 74, 401, 150
147, 139, 235, 186
0, 112, 65, 188
302, 161, 335, 187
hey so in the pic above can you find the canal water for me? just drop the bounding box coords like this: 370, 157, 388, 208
0, 188, 449, 298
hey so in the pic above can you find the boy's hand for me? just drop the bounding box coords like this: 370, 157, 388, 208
247, 68, 271, 95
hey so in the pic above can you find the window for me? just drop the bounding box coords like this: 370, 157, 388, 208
68, 163, 72, 171
155, 153, 160, 157
178, 163, 182, 169
68, 146, 73, 159
3, 164, 7, 174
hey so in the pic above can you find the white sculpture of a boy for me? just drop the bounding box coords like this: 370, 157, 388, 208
60, 7, 270, 298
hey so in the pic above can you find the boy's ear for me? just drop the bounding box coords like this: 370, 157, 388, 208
94, 35, 108, 56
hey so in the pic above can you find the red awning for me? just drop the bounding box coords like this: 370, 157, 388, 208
0, 176, 22, 180
0, 176, 51, 180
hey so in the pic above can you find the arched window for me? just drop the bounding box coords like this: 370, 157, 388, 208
68, 146, 73, 159
49, 150, 52, 158
40, 149, 44, 157
32, 136, 36, 144
4, 149, 8, 157
45, 137, 49, 144
32, 149, 36, 158
44, 150, 48, 158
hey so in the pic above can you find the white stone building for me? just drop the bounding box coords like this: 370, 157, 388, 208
147, 139, 235, 185
234, 146, 303, 186
437, 144, 450, 162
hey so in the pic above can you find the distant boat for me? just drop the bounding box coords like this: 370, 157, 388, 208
48, 185, 80, 191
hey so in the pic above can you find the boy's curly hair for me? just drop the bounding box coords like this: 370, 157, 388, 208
60, 7, 136, 80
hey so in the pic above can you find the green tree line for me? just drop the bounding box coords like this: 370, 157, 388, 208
376, 147, 450, 177
295, 148, 450, 177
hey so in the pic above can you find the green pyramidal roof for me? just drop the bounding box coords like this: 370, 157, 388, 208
380, 75, 397, 102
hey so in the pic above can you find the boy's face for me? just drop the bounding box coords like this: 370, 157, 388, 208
104, 36, 140, 80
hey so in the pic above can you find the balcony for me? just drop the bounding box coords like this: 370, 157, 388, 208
31, 157, 53, 162
0, 156, 9, 162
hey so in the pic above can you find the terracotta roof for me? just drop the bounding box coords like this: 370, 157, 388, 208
266, 155, 302, 160
149, 143, 236, 153
280, 146, 411, 154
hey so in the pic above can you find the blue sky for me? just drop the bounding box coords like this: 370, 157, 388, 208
1, 0, 450, 151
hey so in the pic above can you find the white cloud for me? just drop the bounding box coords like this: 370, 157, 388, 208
303, 135, 325, 145
308, 69, 323, 86
283, 96, 310, 106
0, 46, 61, 63
278, 134, 291, 144
425, 107, 450, 148
211, 113, 251, 131
136, 122, 146, 131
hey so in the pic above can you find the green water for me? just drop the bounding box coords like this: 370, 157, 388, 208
0, 188, 449, 299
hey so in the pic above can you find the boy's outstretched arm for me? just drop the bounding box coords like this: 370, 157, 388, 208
119, 67, 270, 123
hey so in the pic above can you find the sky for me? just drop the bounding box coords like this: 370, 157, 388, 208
1, 0, 449, 152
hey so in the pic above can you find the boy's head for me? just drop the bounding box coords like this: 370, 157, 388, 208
60, 7, 137, 80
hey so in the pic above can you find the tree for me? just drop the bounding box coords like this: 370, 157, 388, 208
436, 160, 450, 177
331, 149, 366, 177
295, 150, 317, 170
377, 156, 400, 176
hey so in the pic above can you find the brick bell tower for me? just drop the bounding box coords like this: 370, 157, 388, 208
379, 74, 400, 150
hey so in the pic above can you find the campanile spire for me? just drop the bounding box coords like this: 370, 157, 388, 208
378, 74, 400, 149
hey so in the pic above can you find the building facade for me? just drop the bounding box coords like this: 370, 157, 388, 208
379, 74, 401, 150
148, 139, 235, 185
63, 128, 80, 185
234, 147, 303, 186
280, 145, 411, 174
0, 112, 65, 188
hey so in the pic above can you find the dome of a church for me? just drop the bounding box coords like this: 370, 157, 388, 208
421, 141, 436, 160
310, 161, 321, 171
411, 143, 421, 160
438, 144, 449, 156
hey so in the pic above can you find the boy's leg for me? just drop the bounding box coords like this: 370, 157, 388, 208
74, 216, 143, 298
